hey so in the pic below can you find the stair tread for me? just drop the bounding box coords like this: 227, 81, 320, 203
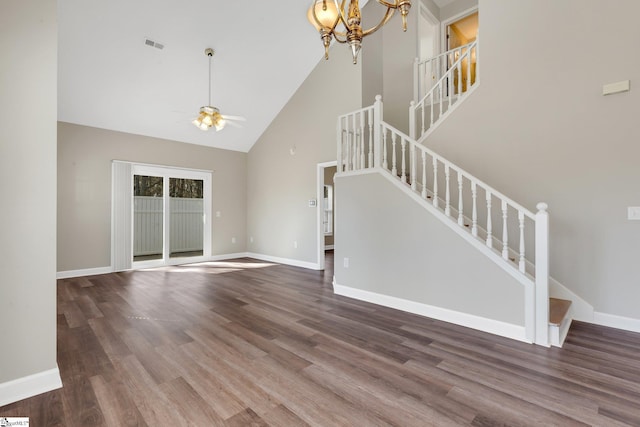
549, 298, 572, 326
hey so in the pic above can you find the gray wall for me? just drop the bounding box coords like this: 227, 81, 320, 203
335, 173, 524, 325
425, 0, 640, 320
246, 46, 361, 266
58, 123, 247, 272
0, 0, 58, 383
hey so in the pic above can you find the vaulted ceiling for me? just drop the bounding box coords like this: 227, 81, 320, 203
58, 0, 351, 152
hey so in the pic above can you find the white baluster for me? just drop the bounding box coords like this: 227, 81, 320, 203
401, 138, 407, 183
502, 200, 509, 259
457, 171, 464, 226
457, 58, 462, 96
410, 144, 416, 190
466, 50, 471, 92
471, 182, 478, 237
448, 62, 453, 108
360, 112, 366, 168
345, 128, 351, 172
432, 158, 439, 208
352, 114, 357, 170
486, 191, 492, 248
421, 103, 426, 137
518, 211, 526, 273
337, 117, 343, 172
382, 129, 388, 170
391, 133, 398, 177
439, 84, 443, 121
445, 164, 451, 216
430, 92, 434, 129
421, 151, 427, 199
367, 108, 373, 168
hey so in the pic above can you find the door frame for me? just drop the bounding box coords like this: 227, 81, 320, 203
112, 160, 212, 271
316, 161, 337, 271
441, 6, 478, 53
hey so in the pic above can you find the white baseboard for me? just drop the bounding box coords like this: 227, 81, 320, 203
247, 252, 321, 270
333, 282, 529, 344
56, 266, 112, 279
592, 311, 640, 334
0, 368, 62, 407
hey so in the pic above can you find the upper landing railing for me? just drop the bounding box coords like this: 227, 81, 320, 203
410, 39, 479, 142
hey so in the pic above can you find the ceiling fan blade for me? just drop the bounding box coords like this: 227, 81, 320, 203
225, 120, 243, 129
220, 114, 247, 122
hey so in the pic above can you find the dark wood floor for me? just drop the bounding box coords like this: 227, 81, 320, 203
2, 252, 640, 426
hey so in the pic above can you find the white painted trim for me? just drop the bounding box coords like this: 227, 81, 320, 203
317, 161, 338, 271
57, 266, 113, 280
247, 252, 321, 270
592, 312, 640, 334
333, 282, 529, 344
0, 368, 62, 407
325, 245, 335, 250
441, 6, 478, 53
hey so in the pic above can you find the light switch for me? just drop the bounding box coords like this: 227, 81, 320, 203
603, 80, 630, 96
627, 207, 640, 220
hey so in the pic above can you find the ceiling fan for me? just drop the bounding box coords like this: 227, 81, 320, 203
192, 48, 246, 131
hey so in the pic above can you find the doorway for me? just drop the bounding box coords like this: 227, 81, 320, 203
317, 161, 337, 270
111, 161, 212, 271
443, 9, 478, 95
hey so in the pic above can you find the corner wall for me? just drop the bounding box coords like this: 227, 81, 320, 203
0, 0, 61, 401
246, 46, 361, 267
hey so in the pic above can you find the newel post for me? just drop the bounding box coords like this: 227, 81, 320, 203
534, 202, 550, 346
373, 95, 383, 168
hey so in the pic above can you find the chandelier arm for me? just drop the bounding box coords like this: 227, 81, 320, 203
362, 8, 395, 36
310, 0, 345, 34
332, 0, 353, 32
333, 33, 349, 43
376, 0, 401, 8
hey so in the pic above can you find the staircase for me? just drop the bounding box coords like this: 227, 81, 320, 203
335, 41, 573, 347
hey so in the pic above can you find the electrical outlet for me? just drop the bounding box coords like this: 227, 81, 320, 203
343, 257, 349, 268
293, 241, 298, 249
250, 236, 254, 243
215, 211, 221, 218
231, 237, 236, 244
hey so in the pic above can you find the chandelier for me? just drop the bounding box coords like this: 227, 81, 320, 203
307, 0, 411, 64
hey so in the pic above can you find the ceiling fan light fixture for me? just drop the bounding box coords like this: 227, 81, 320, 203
192, 48, 245, 132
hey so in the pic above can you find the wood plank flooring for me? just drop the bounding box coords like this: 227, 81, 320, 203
2, 252, 640, 426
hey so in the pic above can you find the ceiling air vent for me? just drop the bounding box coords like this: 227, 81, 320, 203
144, 38, 164, 50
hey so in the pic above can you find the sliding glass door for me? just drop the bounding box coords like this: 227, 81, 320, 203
130, 164, 211, 268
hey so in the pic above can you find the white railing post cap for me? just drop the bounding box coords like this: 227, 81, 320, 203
375, 94, 382, 102
536, 202, 548, 212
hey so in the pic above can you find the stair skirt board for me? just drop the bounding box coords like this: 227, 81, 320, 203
549, 316, 573, 348
333, 282, 529, 344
